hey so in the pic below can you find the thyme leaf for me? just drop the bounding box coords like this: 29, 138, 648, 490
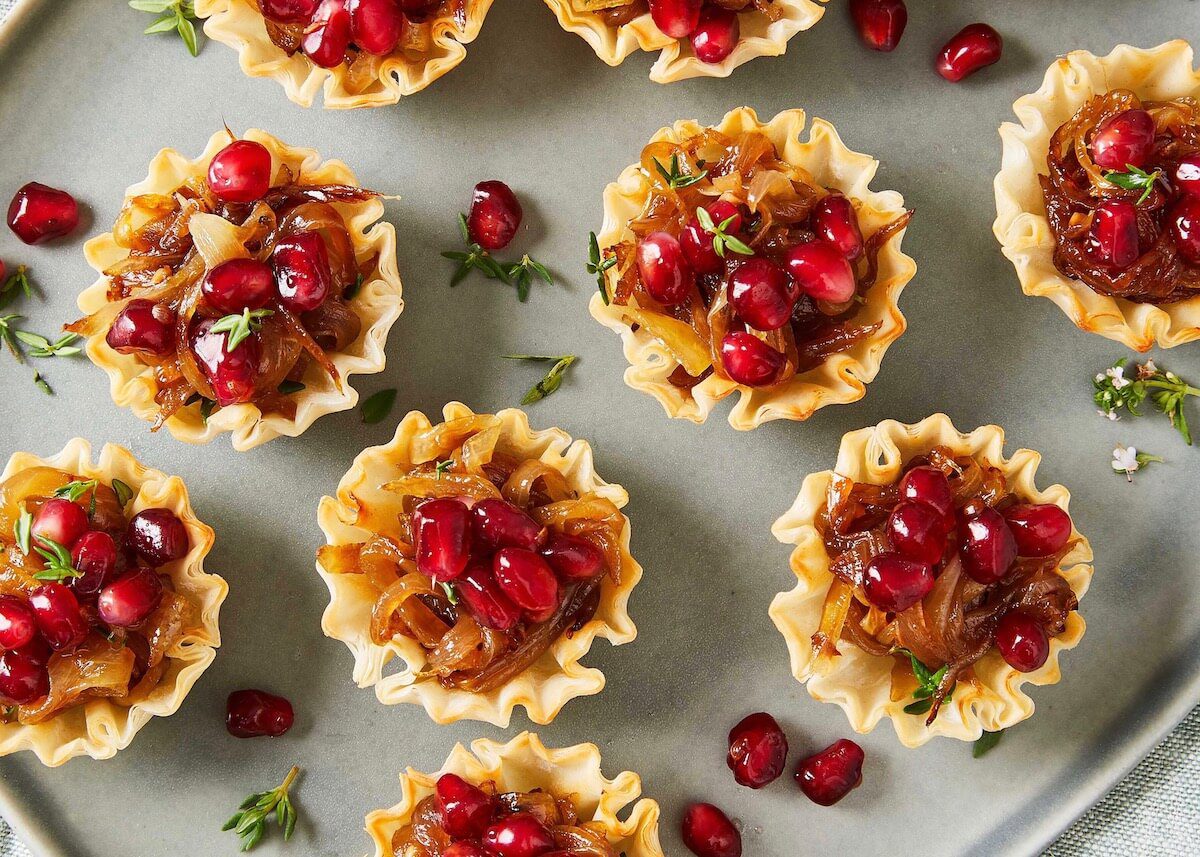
130, 0, 201, 57
586, 232, 616, 305
222, 765, 301, 852
210, 308, 273, 352
504, 354, 577, 404
443, 213, 511, 287
696, 207, 753, 258
973, 730, 1004, 758
651, 153, 708, 189
506, 255, 554, 303
361, 388, 397, 425
32, 536, 82, 582
112, 479, 135, 509
1102, 164, 1162, 205
1094, 358, 1200, 444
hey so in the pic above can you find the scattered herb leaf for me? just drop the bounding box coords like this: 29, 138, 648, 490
696, 207, 754, 258
434, 460, 453, 478
129, 0, 201, 56
344, 273, 364, 301
1103, 164, 1162, 205
277, 380, 306, 395
361, 388, 397, 424
223, 765, 301, 852
443, 213, 510, 287
1094, 358, 1200, 444
32, 371, 52, 395
506, 255, 554, 303
112, 479, 134, 509
0, 315, 25, 363
587, 232, 616, 306
652, 153, 708, 189
442, 582, 459, 604
13, 330, 81, 358
199, 398, 216, 423
973, 730, 1004, 758
210, 308, 273, 352
898, 649, 954, 716
504, 354, 577, 404
14, 510, 32, 555
0, 265, 33, 310
32, 536, 82, 582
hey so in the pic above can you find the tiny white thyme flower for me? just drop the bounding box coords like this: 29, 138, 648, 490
1105, 364, 1130, 388
1092, 358, 1200, 444
1111, 444, 1163, 482
1098, 409, 1119, 421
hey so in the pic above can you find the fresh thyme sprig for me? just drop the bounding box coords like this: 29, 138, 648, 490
587, 232, 616, 306
0, 265, 33, 310
652, 153, 708, 190
1112, 444, 1163, 482
434, 460, 453, 478
696, 207, 753, 258
0, 314, 24, 363
506, 255, 554, 303
1103, 164, 1162, 205
504, 354, 578, 404
211, 308, 273, 351
14, 330, 81, 358
223, 765, 301, 852
129, 0, 201, 57
898, 649, 954, 716
55, 479, 98, 517
444, 213, 511, 286
1094, 358, 1200, 444
31, 536, 82, 582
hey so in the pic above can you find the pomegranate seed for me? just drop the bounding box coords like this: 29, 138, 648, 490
97, 568, 164, 627
127, 508, 189, 566
691, 8, 739, 64
303, 0, 353, 67
444, 845, 492, 857
202, 258, 275, 314
483, 812, 556, 857
935, 23, 1002, 82
348, 0, 405, 55
785, 241, 856, 303
959, 506, 1017, 584
995, 610, 1050, 672
726, 712, 788, 788
467, 180, 523, 251
435, 773, 494, 839
226, 688, 295, 738
0, 259, 5, 284
863, 552, 934, 613
680, 803, 741, 857
899, 465, 955, 529
457, 563, 520, 630
1170, 196, 1200, 264
0, 650, 49, 705
31, 498, 89, 548
1174, 155, 1200, 197
1002, 503, 1071, 557
414, 498, 472, 582
729, 258, 795, 330
272, 232, 333, 313
795, 739, 865, 806
540, 532, 604, 580
720, 331, 784, 387
106, 299, 175, 356
1086, 199, 1140, 268
190, 316, 261, 406
69, 530, 119, 598
637, 232, 692, 305
681, 200, 743, 274
649, 0, 701, 38
493, 548, 559, 622
207, 140, 273, 204
28, 584, 88, 651
6, 182, 80, 245
258, 0, 319, 22
813, 195, 865, 260
13, 635, 51, 667
471, 499, 544, 552
886, 501, 948, 566
848, 0, 907, 52
1089, 109, 1155, 171
0, 596, 37, 650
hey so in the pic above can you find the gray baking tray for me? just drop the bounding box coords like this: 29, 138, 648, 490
0, 0, 1198, 854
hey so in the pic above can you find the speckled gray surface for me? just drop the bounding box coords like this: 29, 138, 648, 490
0, 0, 1198, 855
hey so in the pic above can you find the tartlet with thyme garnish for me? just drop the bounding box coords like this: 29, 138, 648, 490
590, 106, 915, 429
0, 439, 224, 766
996, 40, 1200, 350
72, 128, 403, 451
770, 415, 1093, 747
366, 732, 664, 857
316, 403, 641, 726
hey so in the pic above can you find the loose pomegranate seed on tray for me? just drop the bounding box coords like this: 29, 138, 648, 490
795, 739, 865, 806
226, 688, 295, 738
726, 711, 789, 788
6, 181, 80, 245
848, 0, 906, 52
936, 23, 1003, 82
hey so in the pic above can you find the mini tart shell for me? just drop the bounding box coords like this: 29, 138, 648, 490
544, 0, 826, 83
769, 414, 1094, 748
994, 40, 1200, 351
80, 128, 404, 452
590, 106, 916, 430
0, 439, 225, 767
365, 731, 665, 857
195, 0, 495, 108
316, 402, 641, 726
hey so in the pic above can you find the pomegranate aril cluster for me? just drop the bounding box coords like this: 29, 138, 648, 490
428, 772, 560, 857
648, 0, 740, 64
258, 0, 430, 68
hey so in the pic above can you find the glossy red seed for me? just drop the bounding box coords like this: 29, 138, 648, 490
813, 194, 865, 260
467, 180, 523, 251
272, 232, 334, 312
31, 498, 89, 549
720, 331, 784, 387
848, 0, 907, 51
1175, 155, 1200, 197
1169, 196, 1200, 264
886, 501, 948, 566
0, 259, 5, 285
483, 812, 556, 857
959, 507, 1017, 584
226, 688, 295, 738
6, 182, 80, 245
0, 596, 37, 651
1002, 503, 1072, 558
1089, 109, 1155, 172
28, 584, 88, 651
995, 610, 1050, 672
97, 568, 164, 627
471, 498, 544, 551
899, 465, 955, 528
443, 844, 493, 857
303, 0, 353, 66
726, 712, 788, 789
69, 530, 119, 598
540, 532, 605, 580
862, 552, 934, 613
436, 773, 494, 839
935, 23, 1002, 82
457, 563, 521, 630
106, 298, 175, 356
680, 200, 742, 274
414, 498, 472, 582
202, 258, 276, 314
795, 739, 865, 806
0, 650, 49, 705
691, 8, 739, 64
648, 0, 701, 38
348, 0, 405, 55
680, 803, 741, 857
785, 240, 856, 303
729, 258, 795, 330
127, 508, 189, 566
13, 636, 51, 667
637, 231, 692, 305
258, 0, 319, 22
1087, 199, 1140, 268
494, 548, 560, 622
207, 140, 273, 203
191, 316, 261, 406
